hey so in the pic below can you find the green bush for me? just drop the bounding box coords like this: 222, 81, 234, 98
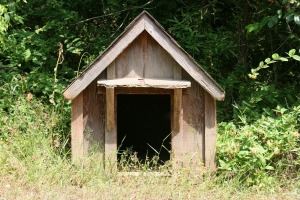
217, 103, 300, 185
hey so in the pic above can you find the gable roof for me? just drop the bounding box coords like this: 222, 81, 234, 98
63, 11, 225, 101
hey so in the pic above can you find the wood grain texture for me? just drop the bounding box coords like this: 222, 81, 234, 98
107, 61, 115, 79
115, 87, 174, 94
115, 32, 145, 78
182, 72, 205, 167
173, 64, 182, 80
172, 88, 183, 165
71, 92, 84, 159
115, 31, 180, 80
205, 91, 217, 170
105, 87, 117, 170
144, 33, 176, 79
83, 80, 105, 158
97, 78, 190, 88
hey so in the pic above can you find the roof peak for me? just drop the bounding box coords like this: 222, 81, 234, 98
63, 11, 225, 101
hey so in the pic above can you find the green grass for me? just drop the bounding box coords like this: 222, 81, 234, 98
0, 96, 299, 199
0, 158, 299, 199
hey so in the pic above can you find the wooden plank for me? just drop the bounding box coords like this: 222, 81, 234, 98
144, 15, 225, 101
144, 33, 174, 79
97, 78, 191, 88
106, 87, 115, 132
182, 72, 205, 168
115, 32, 145, 78
115, 87, 173, 94
83, 80, 105, 158
173, 64, 182, 80
63, 16, 145, 100
172, 88, 183, 165
105, 87, 117, 170
107, 61, 115, 79
71, 92, 84, 160
205, 91, 217, 170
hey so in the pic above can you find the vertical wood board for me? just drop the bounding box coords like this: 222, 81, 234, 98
182, 72, 205, 166
83, 80, 105, 157
172, 88, 183, 164
144, 34, 176, 79
107, 61, 116, 79
105, 87, 117, 170
71, 93, 84, 159
115, 32, 145, 78
204, 92, 217, 170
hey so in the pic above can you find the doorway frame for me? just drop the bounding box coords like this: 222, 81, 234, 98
102, 87, 183, 171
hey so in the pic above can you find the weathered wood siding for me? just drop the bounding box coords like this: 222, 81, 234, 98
205, 91, 217, 170
83, 79, 105, 158
71, 92, 84, 160
71, 72, 106, 160
112, 31, 181, 80
182, 71, 205, 168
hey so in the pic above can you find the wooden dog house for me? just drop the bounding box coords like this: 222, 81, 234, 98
63, 11, 225, 170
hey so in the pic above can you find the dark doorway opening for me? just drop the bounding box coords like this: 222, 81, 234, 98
117, 94, 171, 167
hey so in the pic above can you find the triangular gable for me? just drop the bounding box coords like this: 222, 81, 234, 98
63, 11, 225, 101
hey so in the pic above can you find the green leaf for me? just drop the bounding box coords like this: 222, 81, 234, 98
245, 23, 260, 33
265, 166, 274, 170
4, 13, 10, 22
24, 49, 31, 61
282, 0, 289, 4
294, 15, 300, 25
288, 49, 296, 57
268, 60, 277, 64
261, 64, 269, 69
264, 58, 271, 63
279, 57, 288, 61
277, 10, 282, 19
292, 55, 300, 61
267, 15, 279, 28
272, 53, 279, 60
286, 13, 294, 22
219, 160, 232, 170
260, 16, 270, 28
259, 61, 264, 67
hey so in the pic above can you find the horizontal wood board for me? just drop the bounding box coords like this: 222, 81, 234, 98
97, 78, 191, 88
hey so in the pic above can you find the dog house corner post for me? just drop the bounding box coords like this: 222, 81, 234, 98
172, 88, 183, 167
71, 92, 84, 162
105, 86, 117, 171
204, 92, 217, 170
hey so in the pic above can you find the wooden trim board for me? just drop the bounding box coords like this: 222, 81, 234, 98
204, 92, 217, 170
71, 92, 84, 159
172, 88, 183, 165
105, 87, 117, 171
97, 78, 191, 88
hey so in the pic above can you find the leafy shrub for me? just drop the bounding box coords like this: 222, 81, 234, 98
217, 103, 300, 185
0, 94, 70, 161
